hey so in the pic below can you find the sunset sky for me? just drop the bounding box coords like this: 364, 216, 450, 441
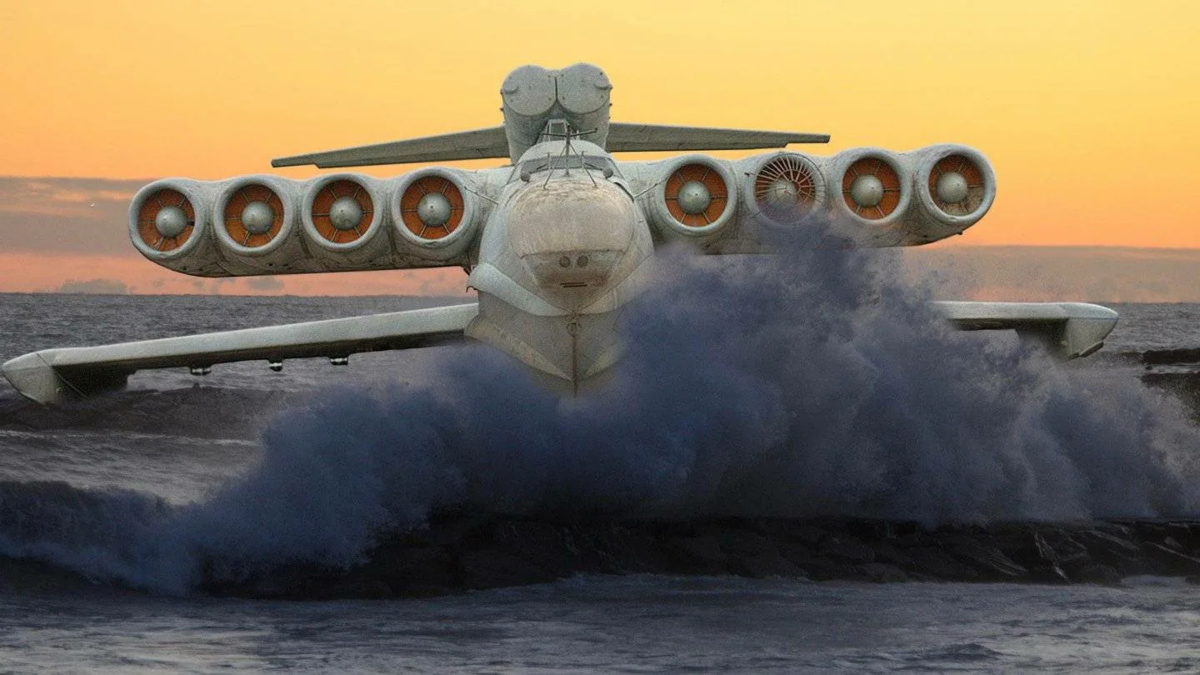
0, 0, 1197, 296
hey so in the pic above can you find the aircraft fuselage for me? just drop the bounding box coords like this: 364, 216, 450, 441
466, 139, 654, 389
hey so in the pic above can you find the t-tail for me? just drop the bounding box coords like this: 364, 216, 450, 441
271, 63, 831, 169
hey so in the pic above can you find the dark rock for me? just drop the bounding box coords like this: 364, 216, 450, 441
784, 523, 828, 546
576, 523, 667, 574
1070, 563, 1122, 586
665, 535, 728, 575
1142, 348, 1200, 366
408, 515, 490, 549
869, 541, 917, 570
1068, 530, 1143, 577
731, 550, 807, 579
186, 516, 1200, 600
1035, 528, 1092, 568
322, 578, 393, 600
858, 563, 910, 583
359, 545, 454, 593
704, 527, 775, 557
1141, 542, 1200, 576
948, 539, 1028, 581
774, 541, 847, 581
784, 556, 853, 582
1166, 522, 1200, 550
819, 537, 876, 565
841, 519, 918, 542
903, 547, 979, 581
459, 548, 561, 590
487, 521, 580, 579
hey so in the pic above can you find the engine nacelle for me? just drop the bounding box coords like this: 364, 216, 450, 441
129, 179, 221, 276
822, 145, 995, 246
645, 155, 739, 243
741, 152, 828, 229
213, 175, 306, 275
129, 170, 485, 277
825, 148, 914, 246
390, 168, 481, 261
909, 144, 996, 243
301, 173, 390, 268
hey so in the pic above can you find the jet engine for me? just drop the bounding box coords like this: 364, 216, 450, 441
128, 179, 222, 276
742, 152, 827, 227
823, 146, 994, 246
212, 175, 306, 274
828, 149, 912, 232
129, 170, 484, 276
301, 173, 389, 267
390, 168, 480, 261
911, 144, 996, 242
648, 155, 738, 242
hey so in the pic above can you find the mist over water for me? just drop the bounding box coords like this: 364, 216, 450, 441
3, 239, 1200, 593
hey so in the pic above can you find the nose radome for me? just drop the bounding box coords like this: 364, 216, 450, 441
508, 179, 636, 291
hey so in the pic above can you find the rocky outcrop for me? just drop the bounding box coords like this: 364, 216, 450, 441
202, 515, 1200, 600
1142, 372, 1200, 422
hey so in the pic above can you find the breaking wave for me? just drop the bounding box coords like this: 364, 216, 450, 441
3, 239, 1200, 593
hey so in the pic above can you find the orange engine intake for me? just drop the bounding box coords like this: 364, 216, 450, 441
135, 188, 195, 253
310, 178, 374, 244
223, 183, 285, 248
664, 162, 729, 228
841, 157, 902, 221
399, 175, 465, 241
927, 153, 987, 217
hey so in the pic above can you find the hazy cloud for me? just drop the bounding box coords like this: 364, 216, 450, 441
55, 278, 129, 295
245, 276, 285, 292
0, 176, 147, 254
905, 246, 1200, 303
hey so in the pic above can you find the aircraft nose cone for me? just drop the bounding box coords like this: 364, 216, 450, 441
508, 179, 636, 292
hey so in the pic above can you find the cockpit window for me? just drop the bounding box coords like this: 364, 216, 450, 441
519, 154, 618, 177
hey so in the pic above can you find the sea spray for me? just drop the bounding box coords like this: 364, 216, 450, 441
2, 240, 1199, 592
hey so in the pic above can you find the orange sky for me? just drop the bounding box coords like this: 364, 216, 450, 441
0, 0, 1198, 294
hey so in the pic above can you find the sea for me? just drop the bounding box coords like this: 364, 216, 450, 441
1, 293, 1200, 673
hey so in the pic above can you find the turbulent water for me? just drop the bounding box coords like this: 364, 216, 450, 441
2, 246, 1200, 672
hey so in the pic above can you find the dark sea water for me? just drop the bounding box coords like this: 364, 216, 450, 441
1, 293, 1200, 673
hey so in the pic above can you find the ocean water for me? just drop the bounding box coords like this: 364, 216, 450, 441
1, 290, 1199, 673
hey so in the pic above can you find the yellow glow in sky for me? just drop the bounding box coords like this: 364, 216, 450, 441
1, 0, 1198, 248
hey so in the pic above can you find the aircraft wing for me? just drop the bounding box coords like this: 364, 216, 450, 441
933, 301, 1118, 359
271, 126, 510, 168
605, 123, 829, 152
2, 303, 478, 404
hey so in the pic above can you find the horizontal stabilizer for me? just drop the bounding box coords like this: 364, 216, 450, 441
2, 303, 479, 404
271, 123, 831, 168
605, 123, 829, 152
933, 301, 1118, 359
272, 127, 510, 168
